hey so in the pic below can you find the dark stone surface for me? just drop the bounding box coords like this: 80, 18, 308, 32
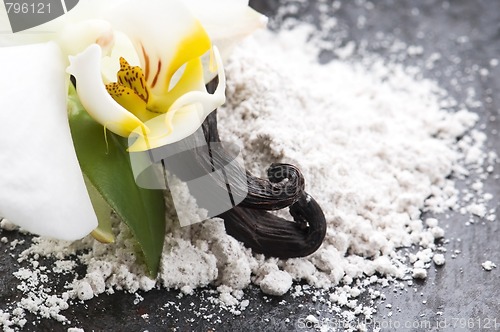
1, 0, 499, 331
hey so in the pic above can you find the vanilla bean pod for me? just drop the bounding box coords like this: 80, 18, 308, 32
192, 81, 327, 258
220, 191, 327, 258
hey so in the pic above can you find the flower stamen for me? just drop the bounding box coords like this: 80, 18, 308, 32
106, 57, 159, 122
116, 57, 149, 102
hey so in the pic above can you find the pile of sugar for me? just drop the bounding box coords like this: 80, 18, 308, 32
0, 24, 495, 332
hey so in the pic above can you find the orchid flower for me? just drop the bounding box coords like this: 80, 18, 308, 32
65, 1, 227, 152
0, 0, 267, 240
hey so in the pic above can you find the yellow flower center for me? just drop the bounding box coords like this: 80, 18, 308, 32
105, 54, 207, 125
105, 58, 155, 122
105, 22, 211, 125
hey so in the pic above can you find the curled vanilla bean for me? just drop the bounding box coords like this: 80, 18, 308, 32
220, 191, 327, 258
240, 163, 305, 211
191, 80, 327, 258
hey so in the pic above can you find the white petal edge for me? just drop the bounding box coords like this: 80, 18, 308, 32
128, 47, 226, 152
184, 0, 267, 82
0, 42, 97, 240
67, 44, 148, 138
184, 0, 267, 43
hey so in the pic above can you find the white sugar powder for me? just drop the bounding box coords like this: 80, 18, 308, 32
0, 22, 496, 331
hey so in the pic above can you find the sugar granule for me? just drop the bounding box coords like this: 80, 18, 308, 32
0, 22, 495, 331
433, 254, 446, 266
481, 261, 497, 271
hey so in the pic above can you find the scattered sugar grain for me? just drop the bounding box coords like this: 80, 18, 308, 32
481, 261, 497, 271
259, 270, 293, 296
412, 268, 428, 279
433, 254, 446, 266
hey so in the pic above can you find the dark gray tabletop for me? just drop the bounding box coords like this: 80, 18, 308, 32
1, 1, 499, 331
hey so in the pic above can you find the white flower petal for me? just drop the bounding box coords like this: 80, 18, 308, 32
0, 42, 97, 240
67, 44, 148, 138
100, 31, 141, 83
184, 0, 268, 61
127, 104, 203, 152
56, 19, 115, 59
105, 0, 211, 95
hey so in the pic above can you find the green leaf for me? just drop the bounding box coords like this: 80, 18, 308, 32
68, 94, 165, 277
